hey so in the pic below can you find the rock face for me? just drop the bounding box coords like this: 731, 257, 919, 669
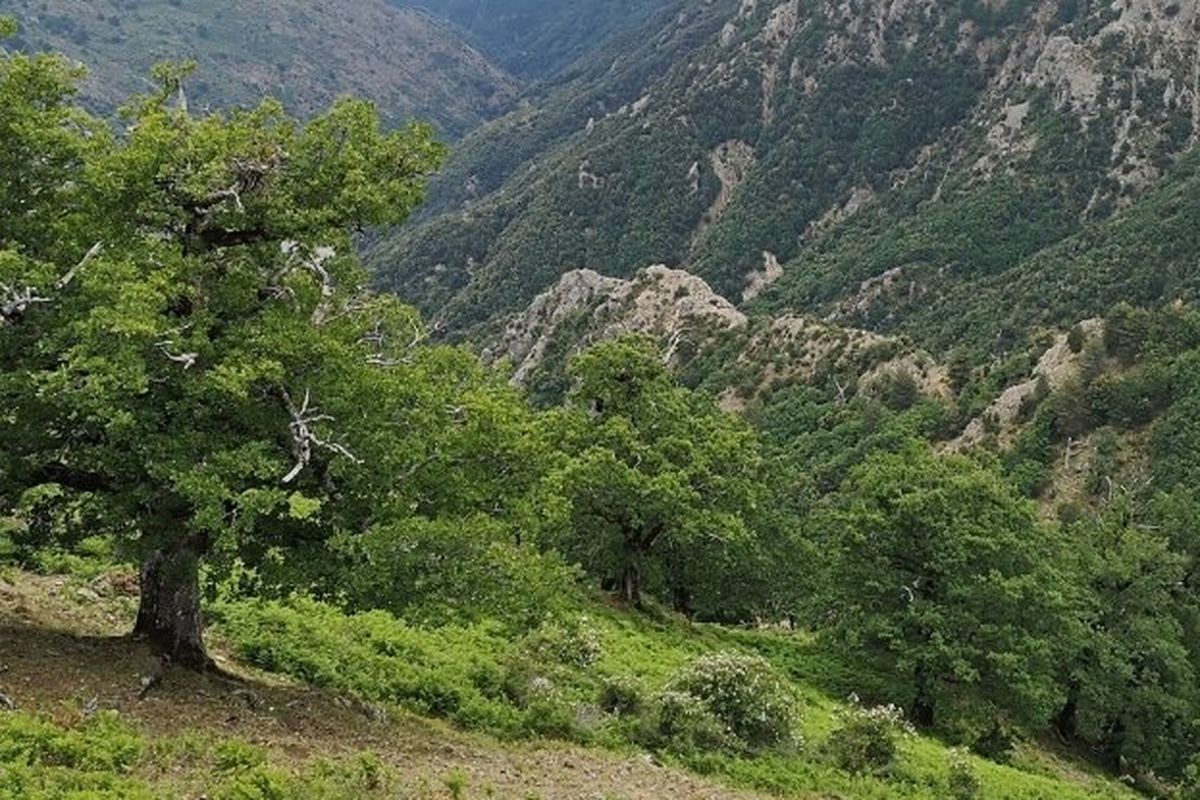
487, 266, 747, 384
490, 263, 949, 412
947, 319, 1106, 451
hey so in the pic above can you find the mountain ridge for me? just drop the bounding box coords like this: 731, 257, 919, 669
5, 0, 521, 136
370, 0, 1200, 354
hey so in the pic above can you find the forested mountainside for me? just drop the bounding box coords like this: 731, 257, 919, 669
4, 0, 520, 136
393, 0, 671, 80
7, 6, 1200, 800
371, 0, 1200, 349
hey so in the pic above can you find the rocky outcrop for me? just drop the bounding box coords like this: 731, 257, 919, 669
491, 264, 949, 412
487, 266, 747, 383
947, 318, 1105, 451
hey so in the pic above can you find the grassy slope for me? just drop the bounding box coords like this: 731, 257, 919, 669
5, 0, 520, 136
0, 567, 1135, 800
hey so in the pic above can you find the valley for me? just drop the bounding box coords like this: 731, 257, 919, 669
5, 2, 1200, 798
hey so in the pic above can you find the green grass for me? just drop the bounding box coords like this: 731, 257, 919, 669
210, 595, 1138, 799
0, 710, 398, 800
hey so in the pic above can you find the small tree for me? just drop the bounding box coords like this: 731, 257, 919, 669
544, 336, 765, 607
0, 48, 449, 666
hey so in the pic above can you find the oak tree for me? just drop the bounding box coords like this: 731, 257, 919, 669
0, 44, 446, 666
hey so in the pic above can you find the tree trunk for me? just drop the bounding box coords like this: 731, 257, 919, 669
1054, 679, 1080, 739
619, 562, 642, 607
133, 541, 209, 669
912, 662, 936, 728
671, 582, 693, 617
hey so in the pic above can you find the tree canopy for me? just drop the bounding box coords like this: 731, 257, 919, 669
0, 44, 453, 665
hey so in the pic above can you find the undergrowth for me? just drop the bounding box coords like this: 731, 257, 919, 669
208, 595, 1137, 799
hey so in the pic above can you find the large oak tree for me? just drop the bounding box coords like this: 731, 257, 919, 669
0, 40, 450, 667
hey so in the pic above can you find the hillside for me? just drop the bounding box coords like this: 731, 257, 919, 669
8, 7, 1200, 800
394, 0, 671, 80
486, 265, 949, 412
0, 566, 1137, 799
5, 0, 520, 135
369, 0, 1200, 348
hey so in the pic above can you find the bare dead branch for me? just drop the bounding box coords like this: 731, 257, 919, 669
281, 388, 362, 484
56, 242, 104, 290
279, 242, 339, 325
362, 315, 428, 367
155, 341, 199, 370
1, 243, 103, 324
0, 283, 52, 320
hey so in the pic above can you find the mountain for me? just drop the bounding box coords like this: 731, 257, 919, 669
370, 0, 1200, 352
394, 0, 672, 80
5, 0, 521, 136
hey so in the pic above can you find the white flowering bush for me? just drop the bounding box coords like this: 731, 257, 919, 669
521, 615, 603, 668
645, 689, 734, 753
827, 701, 913, 774
663, 651, 797, 752
947, 749, 982, 799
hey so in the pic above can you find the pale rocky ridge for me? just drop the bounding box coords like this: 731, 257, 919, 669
488, 264, 952, 413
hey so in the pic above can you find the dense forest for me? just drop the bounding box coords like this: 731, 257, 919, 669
3, 5, 1200, 800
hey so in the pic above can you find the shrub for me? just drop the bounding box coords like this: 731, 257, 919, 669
664, 651, 796, 752
1067, 324, 1086, 354
213, 739, 267, 773
598, 676, 644, 716
827, 703, 910, 774
519, 616, 602, 669
947, 749, 982, 799
971, 721, 1016, 763
641, 690, 733, 754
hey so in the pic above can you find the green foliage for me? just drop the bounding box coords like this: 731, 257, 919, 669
664, 652, 797, 752
822, 444, 1067, 730
642, 689, 735, 754
0, 712, 150, 800
825, 703, 910, 774
212, 596, 527, 734
947, 749, 982, 799
1057, 497, 1199, 777
597, 676, 644, 716
0, 709, 402, 800
542, 336, 769, 610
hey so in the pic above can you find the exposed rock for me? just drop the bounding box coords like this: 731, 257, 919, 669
693, 140, 756, 243
742, 251, 785, 302
493, 263, 950, 413
488, 266, 746, 383
947, 318, 1105, 451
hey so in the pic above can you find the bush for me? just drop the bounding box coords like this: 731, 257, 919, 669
519, 616, 602, 669
664, 651, 796, 752
0, 712, 151, 800
598, 676, 644, 716
641, 690, 734, 754
827, 703, 910, 774
948, 749, 982, 799
1067, 324, 1086, 354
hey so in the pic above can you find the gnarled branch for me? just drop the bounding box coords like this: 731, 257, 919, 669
281, 388, 362, 484
0, 242, 103, 323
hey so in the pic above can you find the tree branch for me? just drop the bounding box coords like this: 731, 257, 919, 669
281, 388, 362, 484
